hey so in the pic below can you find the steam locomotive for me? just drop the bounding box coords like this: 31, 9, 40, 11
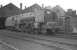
0, 9, 73, 35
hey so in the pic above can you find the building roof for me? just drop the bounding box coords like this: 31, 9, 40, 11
3, 3, 19, 9
31, 3, 41, 8
0, 3, 22, 17
22, 3, 41, 13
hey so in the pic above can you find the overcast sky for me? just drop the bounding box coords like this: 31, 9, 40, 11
0, 0, 77, 11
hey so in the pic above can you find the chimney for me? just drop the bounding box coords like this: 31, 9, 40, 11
0, 5, 3, 8
25, 6, 26, 9
20, 3, 22, 10
42, 4, 44, 8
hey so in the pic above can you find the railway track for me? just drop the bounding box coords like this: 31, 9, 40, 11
0, 41, 19, 50
3, 30, 77, 47
0, 30, 77, 50
0, 34, 65, 50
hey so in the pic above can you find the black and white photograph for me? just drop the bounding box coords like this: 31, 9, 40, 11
0, 0, 77, 50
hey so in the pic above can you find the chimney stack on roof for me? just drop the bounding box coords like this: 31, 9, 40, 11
0, 5, 3, 8
25, 6, 26, 9
20, 3, 22, 10
42, 4, 44, 8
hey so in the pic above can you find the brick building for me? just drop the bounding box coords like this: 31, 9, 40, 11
23, 3, 42, 13
66, 9, 76, 17
0, 3, 22, 17
66, 9, 77, 33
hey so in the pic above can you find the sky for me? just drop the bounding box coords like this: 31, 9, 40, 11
0, 0, 77, 11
